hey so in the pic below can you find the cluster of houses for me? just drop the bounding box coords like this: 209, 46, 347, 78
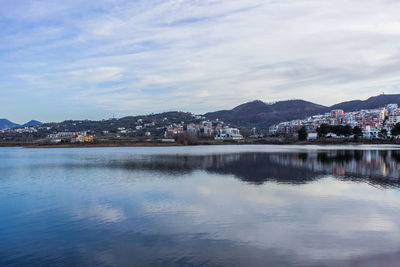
164, 120, 244, 141
0, 126, 38, 134
44, 117, 244, 143
269, 104, 400, 138
10, 104, 400, 143
48, 132, 94, 143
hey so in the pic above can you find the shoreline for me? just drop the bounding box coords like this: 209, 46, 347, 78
0, 138, 399, 148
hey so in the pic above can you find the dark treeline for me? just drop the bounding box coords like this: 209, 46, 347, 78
316, 124, 355, 138
315, 123, 400, 139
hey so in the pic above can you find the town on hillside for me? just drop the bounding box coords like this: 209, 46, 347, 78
1, 103, 400, 146
0, 113, 246, 145
269, 104, 400, 139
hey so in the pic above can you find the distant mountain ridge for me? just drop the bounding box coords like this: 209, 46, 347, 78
330, 94, 400, 111
205, 100, 327, 128
23, 120, 42, 127
0, 119, 21, 130
1, 94, 399, 131
0, 119, 42, 130
204, 94, 400, 128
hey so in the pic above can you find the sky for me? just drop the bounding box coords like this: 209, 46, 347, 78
1, 0, 400, 123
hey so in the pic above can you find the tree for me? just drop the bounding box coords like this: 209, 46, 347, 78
298, 126, 308, 141
343, 125, 353, 137
176, 133, 198, 145
391, 123, 400, 137
379, 129, 388, 138
353, 126, 363, 140
383, 115, 389, 126
316, 124, 329, 138
335, 125, 345, 136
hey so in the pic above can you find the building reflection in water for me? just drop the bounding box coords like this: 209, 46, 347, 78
103, 150, 400, 187
268, 150, 400, 184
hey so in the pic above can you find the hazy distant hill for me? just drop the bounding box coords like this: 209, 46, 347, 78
204, 94, 400, 128
2, 94, 399, 131
40, 112, 196, 133
205, 100, 327, 128
0, 119, 42, 130
23, 120, 42, 127
0, 119, 20, 130
330, 94, 400, 112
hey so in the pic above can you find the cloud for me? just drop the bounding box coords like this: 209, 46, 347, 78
135, 171, 400, 263
2, 0, 400, 121
69, 67, 125, 84
72, 204, 126, 223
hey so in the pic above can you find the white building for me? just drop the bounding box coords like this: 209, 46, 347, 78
186, 123, 198, 136
389, 114, 400, 124
386, 104, 398, 112
269, 125, 278, 135
307, 133, 318, 140
363, 126, 381, 138
215, 127, 244, 140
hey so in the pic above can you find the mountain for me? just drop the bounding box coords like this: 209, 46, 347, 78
0, 119, 20, 130
205, 100, 327, 128
0, 119, 41, 130
204, 94, 400, 128
2, 94, 399, 131
23, 120, 42, 127
330, 94, 400, 111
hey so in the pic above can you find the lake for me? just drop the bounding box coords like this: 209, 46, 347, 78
1, 145, 400, 266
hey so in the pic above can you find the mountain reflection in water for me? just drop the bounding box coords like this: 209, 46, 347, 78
106, 150, 400, 187
1, 146, 400, 266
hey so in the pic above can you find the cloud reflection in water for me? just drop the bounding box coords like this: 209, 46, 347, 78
1, 147, 400, 266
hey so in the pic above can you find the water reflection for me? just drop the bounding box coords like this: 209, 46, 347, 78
1, 146, 400, 266
105, 150, 400, 187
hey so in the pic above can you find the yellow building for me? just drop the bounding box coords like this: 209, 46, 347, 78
76, 135, 94, 143
75, 135, 85, 142
84, 135, 94, 142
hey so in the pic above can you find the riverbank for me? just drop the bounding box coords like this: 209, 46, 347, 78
22, 139, 247, 148
0, 137, 397, 148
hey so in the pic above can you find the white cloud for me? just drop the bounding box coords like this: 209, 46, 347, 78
72, 204, 126, 223
2, 0, 400, 119
69, 67, 125, 84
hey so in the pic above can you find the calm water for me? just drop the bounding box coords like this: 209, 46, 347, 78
1, 145, 400, 266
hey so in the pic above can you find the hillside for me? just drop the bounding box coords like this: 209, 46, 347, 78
39, 112, 197, 133
23, 120, 42, 127
205, 100, 327, 128
2, 94, 400, 131
204, 94, 400, 128
0, 119, 20, 130
0, 119, 42, 130
330, 94, 400, 111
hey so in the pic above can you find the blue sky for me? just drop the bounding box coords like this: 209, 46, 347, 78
1, 0, 400, 123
